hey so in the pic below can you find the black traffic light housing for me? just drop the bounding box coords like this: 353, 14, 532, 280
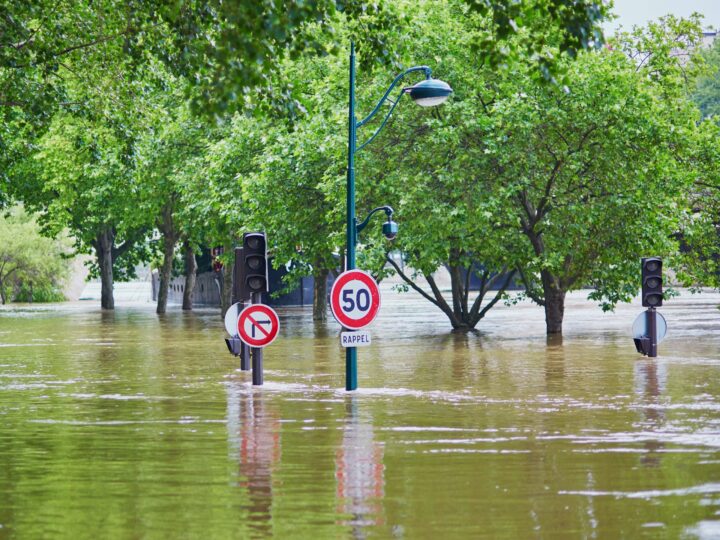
641, 257, 662, 308
243, 232, 268, 294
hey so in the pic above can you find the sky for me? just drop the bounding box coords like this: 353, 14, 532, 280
607, 0, 720, 33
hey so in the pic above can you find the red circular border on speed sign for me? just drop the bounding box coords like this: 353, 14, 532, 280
237, 304, 280, 348
330, 270, 381, 330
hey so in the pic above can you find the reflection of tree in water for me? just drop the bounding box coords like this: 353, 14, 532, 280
544, 335, 565, 392
634, 360, 666, 468
226, 386, 281, 538
335, 398, 385, 538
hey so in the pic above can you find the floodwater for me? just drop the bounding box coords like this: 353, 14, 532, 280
1, 287, 719, 539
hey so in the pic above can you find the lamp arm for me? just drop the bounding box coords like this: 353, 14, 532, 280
356, 92, 403, 153
356, 206, 394, 235
356, 65, 432, 129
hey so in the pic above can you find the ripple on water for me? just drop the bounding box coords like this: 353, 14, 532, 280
28, 418, 226, 426
684, 521, 720, 540
560, 483, 720, 499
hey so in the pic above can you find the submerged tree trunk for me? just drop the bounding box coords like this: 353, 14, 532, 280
386, 253, 515, 332
95, 228, 115, 310
156, 200, 178, 315
156, 235, 174, 314
313, 268, 329, 321
182, 242, 197, 311
220, 242, 233, 318
542, 270, 566, 335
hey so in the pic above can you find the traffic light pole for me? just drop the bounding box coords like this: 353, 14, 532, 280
233, 248, 251, 371
251, 291, 264, 385
240, 303, 251, 371
640, 257, 662, 358
646, 307, 657, 358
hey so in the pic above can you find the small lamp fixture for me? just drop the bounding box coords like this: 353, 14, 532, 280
406, 78, 453, 107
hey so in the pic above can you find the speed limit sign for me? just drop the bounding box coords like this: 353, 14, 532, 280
330, 270, 381, 330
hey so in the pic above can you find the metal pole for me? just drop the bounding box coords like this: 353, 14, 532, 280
647, 307, 657, 358
233, 247, 251, 370
251, 291, 263, 385
345, 42, 358, 391
240, 300, 251, 371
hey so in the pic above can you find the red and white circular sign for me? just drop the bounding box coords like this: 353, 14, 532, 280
237, 304, 280, 348
330, 270, 381, 330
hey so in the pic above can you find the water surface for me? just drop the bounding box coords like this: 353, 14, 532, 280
1, 289, 719, 538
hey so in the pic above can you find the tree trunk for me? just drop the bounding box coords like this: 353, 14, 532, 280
156, 202, 177, 315
313, 268, 329, 321
0, 277, 5, 304
542, 270, 566, 335
220, 242, 233, 318
96, 228, 115, 310
447, 258, 476, 332
182, 242, 197, 311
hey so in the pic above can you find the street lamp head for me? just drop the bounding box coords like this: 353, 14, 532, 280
406, 78, 453, 107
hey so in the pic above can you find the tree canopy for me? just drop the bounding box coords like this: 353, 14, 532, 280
4, 0, 718, 333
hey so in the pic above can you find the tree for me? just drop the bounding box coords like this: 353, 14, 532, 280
245, 115, 346, 320
466, 0, 608, 80
681, 36, 720, 291
344, 0, 524, 331
133, 100, 213, 314
694, 36, 720, 119
486, 17, 706, 334
15, 114, 148, 309
2, 0, 615, 318
344, 6, 706, 335
176, 114, 264, 316
675, 123, 720, 291
0, 206, 70, 304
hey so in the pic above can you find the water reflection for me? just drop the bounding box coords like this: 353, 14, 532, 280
634, 359, 666, 467
449, 333, 473, 381
544, 339, 565, 392
1, 291, 720, 538
226, 385, 281, 537
335, 396, 385, 537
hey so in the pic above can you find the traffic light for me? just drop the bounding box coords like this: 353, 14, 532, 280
641, 257, 662, 308
243, 232, 268, 294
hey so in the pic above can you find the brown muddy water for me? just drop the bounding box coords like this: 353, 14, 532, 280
0, 287, 719, 539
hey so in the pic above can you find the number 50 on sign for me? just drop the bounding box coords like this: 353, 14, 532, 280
330, 270, 381, 330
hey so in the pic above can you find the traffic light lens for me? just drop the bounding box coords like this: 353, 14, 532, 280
646, 294, 661, 306
247, 256, 263, 270
646, 277, 660, 289
248, 277, 264, 290
646, 261, 659, 272
247, 237, 262, 250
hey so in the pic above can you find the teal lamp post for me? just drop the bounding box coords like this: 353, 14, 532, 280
344, 42, 452, 391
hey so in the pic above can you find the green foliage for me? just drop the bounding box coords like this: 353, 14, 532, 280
0, 206, 70, 303
677, 31, 720, 291
2, 0, 712, 326
353, 5, 708, 331
676, 120, 720, 291
246, 113, 346, 289
483, 16, 706, 317
13, 112, 149, 282
465, 0, 608, 81
693, 34, 720, 120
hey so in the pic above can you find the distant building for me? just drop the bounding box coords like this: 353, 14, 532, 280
702, 30, 719, 49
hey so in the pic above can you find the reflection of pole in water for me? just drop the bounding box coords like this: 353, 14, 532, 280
335, 397, 385, 536
226, 384, 281, 537
634, 360, 666, 467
